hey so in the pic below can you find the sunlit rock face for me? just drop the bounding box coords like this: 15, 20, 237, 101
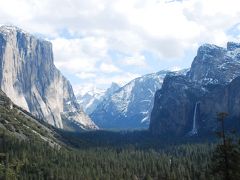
0, 25, 98, 130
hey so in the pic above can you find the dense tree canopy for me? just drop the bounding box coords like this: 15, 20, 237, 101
0, 106, 239, 179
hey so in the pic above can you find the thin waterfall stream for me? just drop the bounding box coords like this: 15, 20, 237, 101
189, 101, 200, 135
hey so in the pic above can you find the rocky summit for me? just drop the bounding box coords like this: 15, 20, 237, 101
150, 42, 240, 136
0, 25, 98, 131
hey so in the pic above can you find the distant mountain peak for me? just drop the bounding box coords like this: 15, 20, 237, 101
77, 82, 121, 115
227, 41, 240, 51
90, 70, 188, 129
105, 82, 120, 95
188, 42, 240, 85
110, 82, 120, 88
197, 43, 226, 57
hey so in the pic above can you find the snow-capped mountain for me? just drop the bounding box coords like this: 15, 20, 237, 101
77, 83, 120, 114
90, 70, 179, 129
0, 25, 98, 131
188, 42, 240, 85
76, 87, 105, 114
150, 42, 240, 136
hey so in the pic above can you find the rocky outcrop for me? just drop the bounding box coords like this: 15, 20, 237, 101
199, 77, 240, 132
150, 75, 204, 135
188, 43, 240, 85
0, 25, 97, 130
150, 42, 240, 136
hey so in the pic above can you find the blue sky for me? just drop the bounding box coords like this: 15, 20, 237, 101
0, 0, 240, 94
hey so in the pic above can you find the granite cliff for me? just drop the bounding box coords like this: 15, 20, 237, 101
150, 42, 240, 136
0, 25, 97, 131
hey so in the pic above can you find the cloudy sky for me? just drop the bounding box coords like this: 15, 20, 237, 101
1, 0, 240, 93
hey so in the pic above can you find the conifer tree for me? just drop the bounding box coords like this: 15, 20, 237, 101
210, 112, 240, 180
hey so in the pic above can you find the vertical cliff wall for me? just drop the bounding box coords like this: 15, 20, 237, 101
0, 25, 97, 130
150, 42, 240, 136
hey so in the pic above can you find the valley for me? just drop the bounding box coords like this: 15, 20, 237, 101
0, 24, 240, 179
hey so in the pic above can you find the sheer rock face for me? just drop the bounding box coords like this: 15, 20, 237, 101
150, 75, 204, 135
150, 42, 240, 136
188, 43, 240, 85
199, 77, 240, 132
0, 25, 98, 130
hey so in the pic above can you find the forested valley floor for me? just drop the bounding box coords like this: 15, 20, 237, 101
1, 127, 232, 180
0, 105, 239, 180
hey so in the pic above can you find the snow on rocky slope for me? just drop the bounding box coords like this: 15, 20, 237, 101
90, 70, 184, 129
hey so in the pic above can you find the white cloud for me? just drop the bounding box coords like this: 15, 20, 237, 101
76, 72, 97, 79
99, 63, 121, 73
1, 0, 240, 88
52, 37, 108, 73
122, 54, 147, 67
96, 72, 141, 86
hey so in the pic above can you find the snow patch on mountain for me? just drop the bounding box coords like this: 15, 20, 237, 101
76, 83, 120, 114
91, 70, 178, 129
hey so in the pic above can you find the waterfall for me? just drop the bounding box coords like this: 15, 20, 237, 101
189, 101, 200, 135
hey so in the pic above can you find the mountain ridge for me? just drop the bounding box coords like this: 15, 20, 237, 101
90, 70, 187, 129
150, 42, 240, 136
